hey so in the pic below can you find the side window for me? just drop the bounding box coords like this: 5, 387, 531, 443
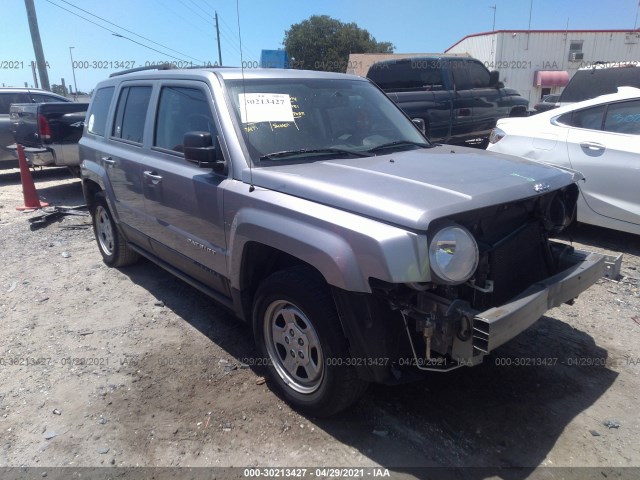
603, 100, 640, 135
450, 60, 472, 90
86, 87, 114, 136
0, 92, 29, 114
30, 93, 66, 103
565, 105, 605, 130
368, 60, 443, 91
154, 86, 216, 153
112, 86, 152, 144
466, 61, 491, 88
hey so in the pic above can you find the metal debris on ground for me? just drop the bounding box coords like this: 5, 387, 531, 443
28, 205, 89, 230
603, 419, 621, 429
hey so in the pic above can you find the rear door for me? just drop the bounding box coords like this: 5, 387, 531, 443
141, 81, 229, 294
564, 99, 640, 226
104, 84, 153, 234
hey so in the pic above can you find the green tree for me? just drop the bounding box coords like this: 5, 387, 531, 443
283, 15, 394, 72
51, 84, 67, 96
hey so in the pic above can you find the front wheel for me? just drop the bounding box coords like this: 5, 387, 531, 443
252, 266, 368, 417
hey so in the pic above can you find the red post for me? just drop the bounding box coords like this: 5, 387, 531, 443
16, 144, 49, 211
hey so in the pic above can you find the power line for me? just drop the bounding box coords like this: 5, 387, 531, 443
54, 0, 203, 63
176, 0, 215, 26
156, 0, 214, 39
187, 0, 213, 17
44, 0, 187, 62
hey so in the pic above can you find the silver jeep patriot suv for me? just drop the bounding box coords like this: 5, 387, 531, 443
80, 66, 605, 416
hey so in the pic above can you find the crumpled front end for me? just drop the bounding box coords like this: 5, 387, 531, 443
345, 182, 607, 381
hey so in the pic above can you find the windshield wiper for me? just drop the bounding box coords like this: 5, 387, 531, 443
260, 148, 371, 161
366, 140, 431, 154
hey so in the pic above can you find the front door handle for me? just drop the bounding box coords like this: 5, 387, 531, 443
143, 170, 163, 185
102, 156, 115, 166
580, 142, 605, 152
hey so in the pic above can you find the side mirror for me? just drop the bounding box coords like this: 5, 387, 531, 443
412, 118, 426, 135
489, 70, 500, 88
184, 131, 226, 172
509, 105, 529, 117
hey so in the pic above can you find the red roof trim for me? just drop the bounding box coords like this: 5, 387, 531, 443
445, 29, 640, 52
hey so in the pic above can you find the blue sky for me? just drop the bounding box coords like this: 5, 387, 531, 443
2, 0, 640, 92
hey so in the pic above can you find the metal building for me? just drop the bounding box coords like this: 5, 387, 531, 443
445, 30, 640, 105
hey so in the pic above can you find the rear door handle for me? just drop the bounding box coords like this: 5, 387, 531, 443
579, 142, 605, 152
143, 170, 163, 185
101, 156, 115, 166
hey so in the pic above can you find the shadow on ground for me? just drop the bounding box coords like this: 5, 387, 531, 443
109, 257, 618, 479
560, 223, 640, 258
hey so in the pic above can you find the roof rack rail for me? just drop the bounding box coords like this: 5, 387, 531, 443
109, 63, 176, 78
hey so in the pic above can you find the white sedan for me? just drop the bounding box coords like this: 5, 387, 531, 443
487, 87, 640, 235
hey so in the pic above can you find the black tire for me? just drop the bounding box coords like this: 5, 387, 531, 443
252, 266, 368, 417
67, 166, 81, 178
91, 192, 139, 267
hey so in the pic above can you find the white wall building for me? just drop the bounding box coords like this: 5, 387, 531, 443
446, 29, 640, 105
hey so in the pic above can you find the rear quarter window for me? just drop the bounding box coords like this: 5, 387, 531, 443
86, 87, 114, 136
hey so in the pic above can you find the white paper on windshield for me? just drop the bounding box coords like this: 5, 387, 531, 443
239, 93, 295, 124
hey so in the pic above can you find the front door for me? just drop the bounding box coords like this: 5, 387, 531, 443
141, 82, 229, 294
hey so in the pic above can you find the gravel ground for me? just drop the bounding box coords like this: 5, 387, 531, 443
1, 166, 639, 480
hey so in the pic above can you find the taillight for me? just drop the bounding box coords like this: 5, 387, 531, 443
38, 114, 52, 143
488, 127, 505, 145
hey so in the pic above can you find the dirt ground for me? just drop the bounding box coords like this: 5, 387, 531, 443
1, 166, 639, 480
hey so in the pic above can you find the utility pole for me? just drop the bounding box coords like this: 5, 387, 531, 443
490, 5, 497, 58
24, 0, 50, 91
490, 5, 496, 31
30, 61, 39, 88
69, 47, 78, 99
526, 0, 533, 50
215, 11, 223, 66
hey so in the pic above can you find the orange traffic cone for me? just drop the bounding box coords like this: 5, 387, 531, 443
16, 143, 49, 211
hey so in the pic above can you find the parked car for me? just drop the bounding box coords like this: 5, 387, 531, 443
8, 101, 89, 176
366, 56, 529, 147
80, 66, 605, 416
0, 87, 71, 164
488, 86, 640, 235
533, 93, 561, 113
558, 62, 640, 106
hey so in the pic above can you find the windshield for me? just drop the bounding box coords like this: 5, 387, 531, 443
225, 77, 429, 165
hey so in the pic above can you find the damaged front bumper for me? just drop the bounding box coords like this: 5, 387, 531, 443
471, 250, 605, 357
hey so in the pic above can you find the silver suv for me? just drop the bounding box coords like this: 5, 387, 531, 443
80, 66, 605, 416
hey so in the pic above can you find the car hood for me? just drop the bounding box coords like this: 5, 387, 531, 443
242, 145, 578, 230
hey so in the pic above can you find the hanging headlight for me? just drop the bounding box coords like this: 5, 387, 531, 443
429, 224, 479, 285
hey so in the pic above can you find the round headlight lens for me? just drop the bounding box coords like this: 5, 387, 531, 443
429, 225, 479, 284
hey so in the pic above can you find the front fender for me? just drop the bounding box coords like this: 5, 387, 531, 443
225, 187, 432, 293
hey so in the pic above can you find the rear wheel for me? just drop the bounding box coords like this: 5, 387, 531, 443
91, 192, 139, 267
252, 266, 368, 417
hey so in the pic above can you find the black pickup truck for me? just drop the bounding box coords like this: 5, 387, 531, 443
9, 101, 89, 175
367, 56, 528, 147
